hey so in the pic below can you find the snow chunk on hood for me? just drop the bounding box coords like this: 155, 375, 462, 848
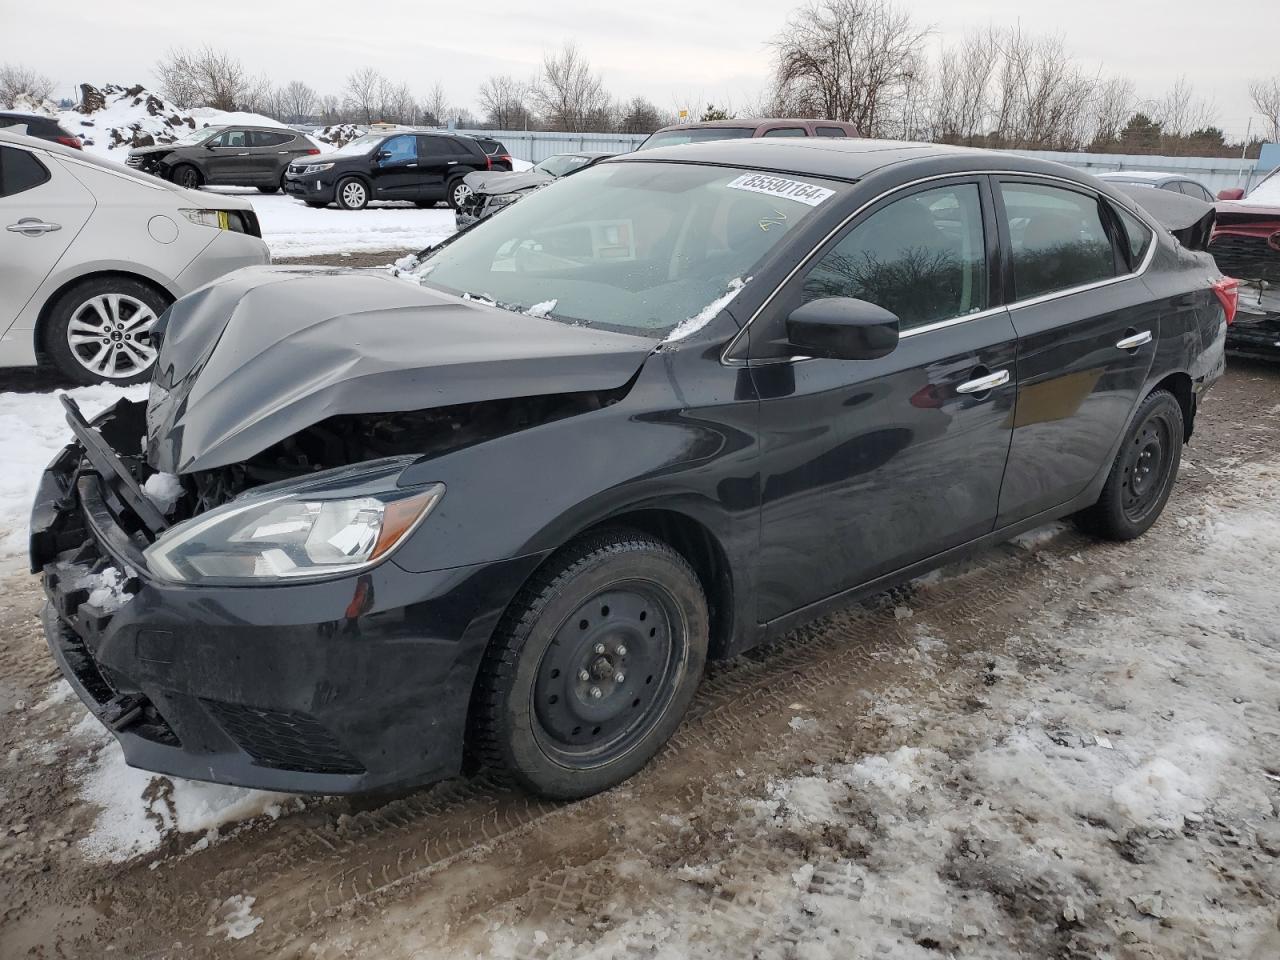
142, 471, 184, 516
666, 277, 748, 342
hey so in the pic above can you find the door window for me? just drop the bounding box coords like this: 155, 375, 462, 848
0, 146, 50, 197
801, 183, 988, 331
250, 131, 293, 147
378, 135, 416, 165
999, 182, 1117, 300
815, 126, 848, 137
762, 127, 807, 137
215, 130, 248, 148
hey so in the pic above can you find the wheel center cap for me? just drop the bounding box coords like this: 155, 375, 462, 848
589, 656, 614, 680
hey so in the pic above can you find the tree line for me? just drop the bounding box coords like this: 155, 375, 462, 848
3, 2, 1278, 156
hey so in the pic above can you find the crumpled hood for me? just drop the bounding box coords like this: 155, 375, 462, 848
127, 144, 174, 158
146, 266, 655, 474
464, 169, 553, 195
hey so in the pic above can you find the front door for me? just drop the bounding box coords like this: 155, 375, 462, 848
371, 134, 422, 201
751, 178, 1018, 621
992, 177, 1157, 524
203, 129, 251, 183
0, 145, 93, 334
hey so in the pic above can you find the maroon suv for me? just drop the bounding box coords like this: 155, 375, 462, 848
1212, 167, 1280, 355
638, 118, 859, 150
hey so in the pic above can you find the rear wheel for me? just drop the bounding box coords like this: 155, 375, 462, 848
470, 529, 708, 800
1076, 389, 1184, 540
44, 277, 169, 385
172, 164, 202, 190
446, 177, 472, 210
256, 185, 279, 194
336, 176, 369, 210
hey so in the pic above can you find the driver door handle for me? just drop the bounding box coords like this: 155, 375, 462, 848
956, 369, 1010, 394
6, 218, 61, 236
1116, 330, 1152, 350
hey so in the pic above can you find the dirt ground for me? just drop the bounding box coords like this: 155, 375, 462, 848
1, 354, 1279, 959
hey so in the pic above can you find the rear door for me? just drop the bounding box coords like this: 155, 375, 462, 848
248, 130, 295, 183
994, 176, 1158, 524
751, 177, 1018, 619
0, 145, 94, 332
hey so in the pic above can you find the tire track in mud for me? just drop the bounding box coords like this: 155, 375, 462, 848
96, 531, 1102, 960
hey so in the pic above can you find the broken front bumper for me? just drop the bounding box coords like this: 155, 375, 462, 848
32, 401, 542, 794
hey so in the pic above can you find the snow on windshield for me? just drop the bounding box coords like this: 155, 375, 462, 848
1242, 169, 1280, 207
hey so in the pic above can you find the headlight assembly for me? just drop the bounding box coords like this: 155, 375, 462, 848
301, 162, 334, 174
143, 467, 444, 584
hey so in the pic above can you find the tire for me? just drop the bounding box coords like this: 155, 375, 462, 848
1076, 389, 1184, 541
470, 528, 709, 800
304, 201, 327, 208
413, 200, 438, 209
44, 277, 170, 385
446, 177, 472, 211
257, 185, 279, 194
171, 164, 202, 190
335, 176, 369, 210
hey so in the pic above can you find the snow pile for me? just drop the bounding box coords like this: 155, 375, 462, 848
666, 277, 748, 342
0, 383, 147, 569
52, 83, 286, 158
312, 123, 366, 147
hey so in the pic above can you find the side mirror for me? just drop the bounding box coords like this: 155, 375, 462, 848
375, 150, 392, 162
786, 297, 899, 361
1217, 188, 1245, 201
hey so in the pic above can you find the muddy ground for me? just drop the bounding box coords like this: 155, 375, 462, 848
1, 351, 1278, 959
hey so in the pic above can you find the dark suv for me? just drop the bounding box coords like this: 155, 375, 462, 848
127, 125, 321, 193
0, 111, 82, 148
284, 130, 512, 210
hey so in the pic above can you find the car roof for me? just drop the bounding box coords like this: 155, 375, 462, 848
548, 150, 616, 159
1097, 171, 1180, 183
612, 137, 1078, 183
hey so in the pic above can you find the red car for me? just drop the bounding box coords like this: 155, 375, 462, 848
637, 118, 860, 150
1213, 167, 1280, 356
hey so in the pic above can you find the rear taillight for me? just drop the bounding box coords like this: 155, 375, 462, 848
1211, 276, 1239, 326
306, 148, 320, 155
485, 154, 492, 170
498, 154, 512, 165
55, 136, 82, 149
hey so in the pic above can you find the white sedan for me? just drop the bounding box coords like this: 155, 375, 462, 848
0, 128, 270, 384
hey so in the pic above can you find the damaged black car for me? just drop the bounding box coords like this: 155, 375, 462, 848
33, 140, 1229, 800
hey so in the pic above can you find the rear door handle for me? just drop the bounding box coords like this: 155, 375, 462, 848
956, 369, 1010, 394
447, 160, 458, 165
6, 218, 61, 236
237, 152, 250, 156
1116, 330, 1152, 350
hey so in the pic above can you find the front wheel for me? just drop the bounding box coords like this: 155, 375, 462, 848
171, 164, 202, 190
1076, 389, 1184, 541
446, 178, 472, 210
470, 529, 708, 800
335, 176, 369, 210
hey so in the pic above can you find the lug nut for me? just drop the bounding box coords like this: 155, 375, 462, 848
578, 669, 590, 682
589, 686, 603, 699
615, 645, 627, 656
614, 672, 626, 684
594, 643, 606, 655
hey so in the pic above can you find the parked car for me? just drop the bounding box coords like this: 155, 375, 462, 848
126, 125, 322, 193
34, 139, 1229, 801
285, 130, 513, 210
638, 117, 859, 150
0, 111, 83, 149
1211, 167, 1280, 357
1096, 170, 1215, 203
0, 128, 269, 384
455, 151, 616, 228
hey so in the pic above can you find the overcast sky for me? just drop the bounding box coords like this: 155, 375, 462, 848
4, 0, 1269, 137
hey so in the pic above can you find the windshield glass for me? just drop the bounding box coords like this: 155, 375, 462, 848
534, 154, 593, 177
638, 127, 756, 150
326, 133, 385, 158
410, 162, 842, 337
175, 126, 224, 146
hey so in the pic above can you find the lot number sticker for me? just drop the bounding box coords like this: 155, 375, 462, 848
726, 174, 834, 206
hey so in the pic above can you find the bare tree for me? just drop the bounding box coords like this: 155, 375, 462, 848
768, 0, 930, 136
421, 82, 450, 126
1248, 76, 1280, 145
531, 42, 610, 132
928, 29, 998, 144
1089, 76, 1136, 148
318, 94, 342, 123
1154, 76, 1216, 152
479, 74, 530, 129
280, 80, 317, 123
619, 96, 665, 133
154, 46, 250, 110
0, 63, 56, 109
344, 67, 385, 124
380, 80, 416, 124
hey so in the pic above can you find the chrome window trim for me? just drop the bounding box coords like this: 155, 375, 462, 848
722, 168, 1157, 366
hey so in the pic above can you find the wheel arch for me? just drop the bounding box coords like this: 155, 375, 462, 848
34, 269, 176, 359
1148, 370, 1195, 441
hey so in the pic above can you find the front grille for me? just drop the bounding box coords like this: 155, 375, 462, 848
1210, 233, 1280, 282
125, 156, 143, 167
203, 699, 366, 775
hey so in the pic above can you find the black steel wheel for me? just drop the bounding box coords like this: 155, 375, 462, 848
470, 528, 708, 799
1076, 389, 1184, 540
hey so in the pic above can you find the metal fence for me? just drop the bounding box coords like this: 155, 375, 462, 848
454, 128, 1273, 193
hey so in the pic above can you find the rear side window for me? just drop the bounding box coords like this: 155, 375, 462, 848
802, 183, 988, 331
251, 131, 293, 147
999, 182, 1116, 300
1110, 203, 1154, 268
0, 146, 50, 197
762, 127, 807, 137
815, 126, 848, 138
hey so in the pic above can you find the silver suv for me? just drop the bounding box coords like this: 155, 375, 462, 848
0, 129, 270, 384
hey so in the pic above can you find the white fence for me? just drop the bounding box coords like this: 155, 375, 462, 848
453, 128, 1271, 193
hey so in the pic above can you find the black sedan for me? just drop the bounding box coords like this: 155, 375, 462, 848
455, 151, 616, 228
32, 139, 1229, 800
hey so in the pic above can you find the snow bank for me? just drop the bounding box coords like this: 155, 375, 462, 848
0, 383, 147, 570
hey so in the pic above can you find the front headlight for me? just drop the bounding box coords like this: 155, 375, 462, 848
487, 193, 518, 206
143, 471, 444, 584
300, 162, 334, 174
